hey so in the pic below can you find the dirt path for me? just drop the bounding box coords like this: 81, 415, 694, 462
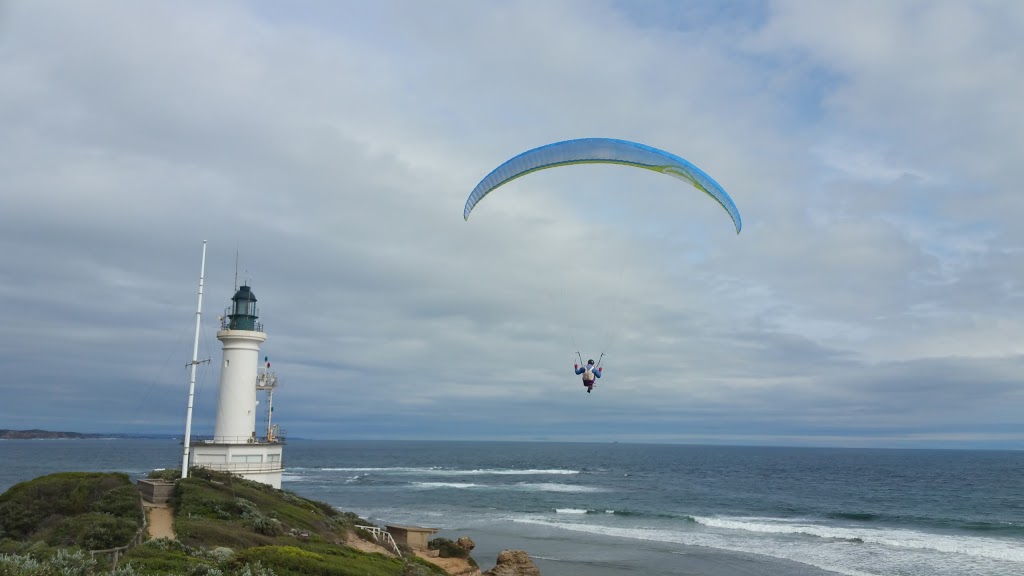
414, 551, 480, 576
144, 503, 176, 540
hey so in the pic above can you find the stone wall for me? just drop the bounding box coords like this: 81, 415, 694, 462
137, 479, 175, 504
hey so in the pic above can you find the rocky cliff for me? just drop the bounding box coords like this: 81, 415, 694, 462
481, 550, 542, 576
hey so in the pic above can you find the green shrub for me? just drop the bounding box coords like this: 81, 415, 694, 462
232, 544, 406, 576
0, 549, 96, 576
208, 547, 235, 562
46, 512, 138, 549
0, 472, 138, 541
251, 516, 284, 537
111, 564, 143, 576
174, 518, 276, 549
93, 485, 143, 519
0, 552, 43, 575
236, 561, 277, 576
426, 537, 469, 559
188, 563, 225, 576
142, 537, 185, 552
122, 540, 206, 575
147, 469, 182, 481
0, 538, 29, 555
48, 548, 96, 576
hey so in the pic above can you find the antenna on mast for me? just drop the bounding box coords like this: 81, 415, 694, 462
233, 247, 239, 292
257, 356, 280, 443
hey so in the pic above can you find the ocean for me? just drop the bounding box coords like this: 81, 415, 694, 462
1, 439, 1021, 576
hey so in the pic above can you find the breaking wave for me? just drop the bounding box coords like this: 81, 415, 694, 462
318, 467, 578, 476
410, 481, 603, 493
554, 508, 653, 516
692, 516, 1024, 562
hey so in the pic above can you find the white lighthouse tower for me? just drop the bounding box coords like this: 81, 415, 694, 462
189, 284, 285, 488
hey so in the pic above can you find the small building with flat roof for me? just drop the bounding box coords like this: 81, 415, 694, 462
137, 479, 175, 504
385, 524, 439, 551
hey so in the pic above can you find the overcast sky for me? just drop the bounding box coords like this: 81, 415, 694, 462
2, 0, 1023, 448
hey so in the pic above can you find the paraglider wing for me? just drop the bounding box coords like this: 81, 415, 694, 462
463, 138, 742, 233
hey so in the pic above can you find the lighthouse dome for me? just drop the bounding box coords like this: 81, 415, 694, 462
233, 286, 257, 302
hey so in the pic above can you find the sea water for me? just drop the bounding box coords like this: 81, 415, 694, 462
1, 439, 1021, 576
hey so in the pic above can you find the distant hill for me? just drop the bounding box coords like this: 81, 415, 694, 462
0, 429, 101, 439
0, 429, 178, 440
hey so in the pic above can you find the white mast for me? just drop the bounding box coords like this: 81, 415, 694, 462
181, 240, 207, 479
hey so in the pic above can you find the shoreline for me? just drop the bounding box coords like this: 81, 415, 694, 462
439, 522, 841, 576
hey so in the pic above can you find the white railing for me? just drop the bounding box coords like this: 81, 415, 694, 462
188, 435, 286, 445
355, 525, 402, 557
191, 462, 285, 474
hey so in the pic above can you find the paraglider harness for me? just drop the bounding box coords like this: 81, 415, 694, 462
582, 365, 597, 383
576, 352, 604, 389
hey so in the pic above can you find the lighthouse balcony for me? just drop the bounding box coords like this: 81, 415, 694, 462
220, 315, 263, 332
191, 461, 286, 475
192, 434, 286, 446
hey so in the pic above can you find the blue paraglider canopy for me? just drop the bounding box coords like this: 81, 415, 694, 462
463, 137, 741, 234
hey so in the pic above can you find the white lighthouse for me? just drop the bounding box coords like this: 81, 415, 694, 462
189, 284, 285, 488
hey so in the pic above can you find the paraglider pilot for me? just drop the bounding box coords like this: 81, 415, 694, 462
575, 359, 602, 393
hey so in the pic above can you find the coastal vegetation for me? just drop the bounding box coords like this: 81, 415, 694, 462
0, 472, 142, 549
426, 539, 473, 561
0, 470, 450, 576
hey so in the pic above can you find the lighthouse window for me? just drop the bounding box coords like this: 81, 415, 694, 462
231, 454, 263, 463
224, 359, 229, 367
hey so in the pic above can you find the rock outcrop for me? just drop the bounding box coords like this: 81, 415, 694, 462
481, 550, 541, 576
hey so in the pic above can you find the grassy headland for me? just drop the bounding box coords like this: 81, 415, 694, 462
0, 469, 452, 576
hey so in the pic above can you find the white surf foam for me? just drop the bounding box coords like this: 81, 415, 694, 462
411, 482, 480, 489
692, 516, 1024, 562
514, 482, 605, 493
409, 481, 603, 493
318, 466, 578, 475
509, 514, 1022, 576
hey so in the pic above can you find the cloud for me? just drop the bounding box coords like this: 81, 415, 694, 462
1, 0, 1022, 448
